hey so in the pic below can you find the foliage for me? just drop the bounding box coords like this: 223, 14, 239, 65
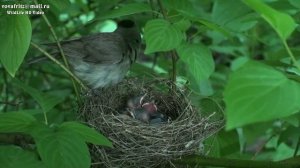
0, 0, 300, 167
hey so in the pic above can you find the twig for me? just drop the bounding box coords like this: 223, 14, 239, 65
157, 0, 178, 84
33, 0, 83, 101
0, 101, 21, 106
149, 0, 156, 18
170, 50, 177, 83
30, 42, 86, 125
157, 0, 167, 20
30, 42, 87, 90
151, 53, 159, 70
282, 40, 300, 71
29, 67, 68, 79
251, 134, 276, 160
294, 136, 300, 157
2, 69, 9, 111
176, 155, 300, 168
33, 0, 69, 69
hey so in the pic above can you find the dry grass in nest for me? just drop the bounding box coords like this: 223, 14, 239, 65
79, 78, 223, 168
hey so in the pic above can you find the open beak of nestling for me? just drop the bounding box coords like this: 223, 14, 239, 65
142, 102, 157, 113
127, 94, 147, 109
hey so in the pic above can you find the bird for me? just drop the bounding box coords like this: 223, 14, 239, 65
149, 112, 170, 124
130, 101, 170, 124
143, 102, 170, 124
129, 107, 151, 123
124, 94, 171, 124
126, 94, 147, 110
34, 20, 141, 89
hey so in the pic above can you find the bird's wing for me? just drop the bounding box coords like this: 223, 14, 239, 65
45, 33, 127, 64
45, 38, 87, 59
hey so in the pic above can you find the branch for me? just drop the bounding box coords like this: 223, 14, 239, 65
30, 42, 87, 90
175, 155, 300, 168
282, 40, 300, 71
294, 137, 300, 157
0, 101, 21, 107
2, 69, 9, 111
157, 0, 178, 84
33, 0, 83, 101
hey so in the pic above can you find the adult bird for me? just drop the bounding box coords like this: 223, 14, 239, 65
40, 20, 141, 89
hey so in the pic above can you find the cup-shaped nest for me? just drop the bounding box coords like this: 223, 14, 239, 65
80, 79, 222, 168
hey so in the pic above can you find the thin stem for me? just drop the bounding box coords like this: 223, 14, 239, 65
176, 155, 300, 168
43, 111, 48, 125
157, 0, 178, 84
282, 40, 300, 71
171, 50, 177, 82
294, 137, 300, 157
33, 0, 69, 68
0, 101, 20, 106
30, 42, 87, 90
149, 0, 156, 18
2, 69, 9, 112
157, 0, 167, 19
252, 134, 275, 160
33, 0, 82, 101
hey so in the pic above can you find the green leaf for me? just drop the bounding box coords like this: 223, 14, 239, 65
199, 98, 224, 118
162, 0, 200, 18
144, 19, 184, 54
278, 126, 300, 147
282, 114, 300, 127
27, 122, 52, 141
130, 63, 160, 77
199, 80, 214, 96
243, 0, 297, 40
212, 0, 257, 32
231, 57, 250, 71
6, 109, 43, 115
36, 128, 90, 168
242, 122, 272, 145
177, 43, 215, 83
273, 143, 296, 161
95, 3, 151, 20
197, 19, 232, 38
217, 130, 240, 156
288, 0, 300, 9
173, 19, 191, 32
45, 0, 71, 15
0, 112, 36, 133
0, 146, 45, 168
13, 79, 65, 113
224, 61, 300, 130
0, 14, 32, 76
60, 121, 112, 147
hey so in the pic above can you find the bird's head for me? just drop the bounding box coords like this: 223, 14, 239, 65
116, 20, 141, 47
116, 20, 141, 63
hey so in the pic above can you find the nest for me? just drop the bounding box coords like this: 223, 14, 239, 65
80, 78, 222, 168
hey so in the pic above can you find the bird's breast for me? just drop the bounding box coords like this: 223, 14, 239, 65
69, 58, 130, 89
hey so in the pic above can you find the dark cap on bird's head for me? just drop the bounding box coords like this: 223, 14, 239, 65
115, 20, 141, 49
117, 20, 136, 28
